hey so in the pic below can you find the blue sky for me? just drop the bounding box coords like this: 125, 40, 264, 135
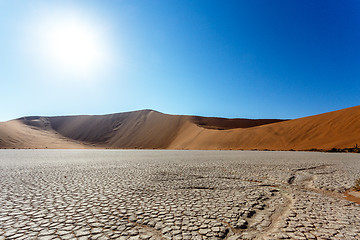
0, 0, 359, 121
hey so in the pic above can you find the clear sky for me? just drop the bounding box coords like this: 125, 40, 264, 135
0, 0, 359, 121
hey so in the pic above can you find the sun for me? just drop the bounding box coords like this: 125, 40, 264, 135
31, 9, 110, 81
44, 18, 103, 73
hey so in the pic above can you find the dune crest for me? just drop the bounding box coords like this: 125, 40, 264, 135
0, 106, 359, 150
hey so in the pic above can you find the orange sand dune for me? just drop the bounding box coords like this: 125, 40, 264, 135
170, 105, 360, 150
0, 106, 359, 150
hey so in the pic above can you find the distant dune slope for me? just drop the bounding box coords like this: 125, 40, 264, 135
0, 119, 85, 149
170, 105, 360, 150
0, 106, 359, 150
191, 116, 285, 130
44, 110, 188, 149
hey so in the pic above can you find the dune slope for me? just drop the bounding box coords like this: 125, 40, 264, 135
170, 105, 360, 150
0, 106, 359, 150
0, 119, 86, 149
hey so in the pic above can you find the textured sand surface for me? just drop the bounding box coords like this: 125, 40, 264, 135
170, 105, 360, 150
0, 120, 86, 149
0, 105, 359, 150
0, 150, 359, 239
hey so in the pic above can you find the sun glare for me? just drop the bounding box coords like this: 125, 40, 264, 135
29, 9, 111, 81
44, 19, 103, 72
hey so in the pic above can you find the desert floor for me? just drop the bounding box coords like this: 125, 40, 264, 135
0, 150, 359, 240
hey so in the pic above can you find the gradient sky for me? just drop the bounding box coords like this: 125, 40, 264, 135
0, 0, 359, 121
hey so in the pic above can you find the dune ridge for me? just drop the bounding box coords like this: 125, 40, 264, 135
0, 106, 359, 150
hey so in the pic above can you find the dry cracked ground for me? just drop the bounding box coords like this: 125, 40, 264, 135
0, 150, 359, 240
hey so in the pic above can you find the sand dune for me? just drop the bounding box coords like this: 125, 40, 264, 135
170, 105, 360, 150
0, 106, 359, 150
0, 119, 86, 149
191, 116, 284, 130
